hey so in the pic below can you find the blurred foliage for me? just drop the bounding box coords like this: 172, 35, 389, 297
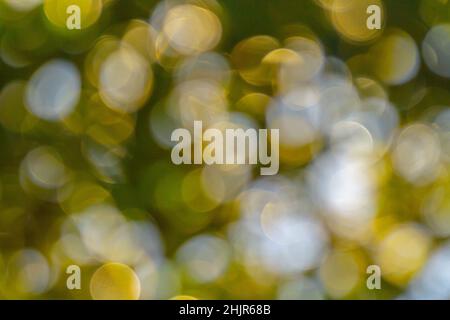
0, 0, 449, 300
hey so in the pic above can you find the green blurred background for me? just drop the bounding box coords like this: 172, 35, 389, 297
0, 0, 450, 300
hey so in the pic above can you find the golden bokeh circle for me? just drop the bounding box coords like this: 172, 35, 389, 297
331, 0, 384, 43
370, 29, 419, 85
163, 4, 222, 55
90, 262, 141, 300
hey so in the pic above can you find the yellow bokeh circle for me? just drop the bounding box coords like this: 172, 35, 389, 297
90, 262, 141, 300
376, 224, 431, 286
331, 0, 384, 43
163, 4, 222, 56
